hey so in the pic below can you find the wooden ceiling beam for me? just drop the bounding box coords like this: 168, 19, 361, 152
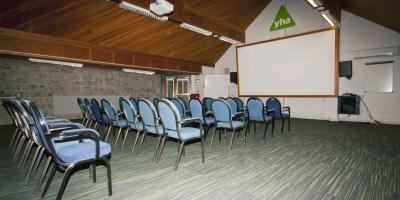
321, 0, 342, 22
120, 0, 245, 42
0, 28, 203, 74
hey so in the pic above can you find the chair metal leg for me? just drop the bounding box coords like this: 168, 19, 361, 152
153, 135, 162, 161
175, 141, 185, 171
11, 131, 22, 152
243, 126, 247, 144
18, 140, 33, 168
210, 127, 217, 149
131, 131, 141, 154
36, 156, 52, 192
263, 122, 269, 140
157, 136, 167, 162
121, 128, 130, 151
56, 166, 74, 200
281, 119, 285, 134
13, 136, 26, 161
224, 129, 227, 143
104, 159, 112, 196
104, 126, 112, 142
200, 137, 205, 163
229, 129, 236, 153
9, 128, 19, 148
114, 127, 123, 149
21, 141, 35, 169
26, 146, 44, 182
92, 164, 96, 183
41, 162, 56, 197
288, 117, 291, 131
138, 132, 147, 153
253, 121, 256, 135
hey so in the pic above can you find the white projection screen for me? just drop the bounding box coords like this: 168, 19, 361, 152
237, 28, 338, 97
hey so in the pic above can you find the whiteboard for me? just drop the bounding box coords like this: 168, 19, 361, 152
237, 29, 338, 96
364, 62, 394, 93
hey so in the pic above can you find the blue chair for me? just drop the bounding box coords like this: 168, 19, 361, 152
91, 98, 108, 131
171, 98, 187, 119
129, 97, 138, 110
29, 102, 112, 200
137, 98, 164, 160
77, 98, 88, 125
177, 97, 191, 115
211, 99, 245, 153
101, 99, 128, 147
226, 97, 240, 115
120, 98, 144, 152
202, 97, 213, 113
189, 98, 216, 136
84, 98, 96, 128
233, 97, 244, 111
156, 99, 205, 170
246, 97, 274, 138
266, 98, 291, 134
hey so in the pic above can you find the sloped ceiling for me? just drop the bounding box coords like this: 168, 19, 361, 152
341, 0, 400, 33
0, 0, 270, 67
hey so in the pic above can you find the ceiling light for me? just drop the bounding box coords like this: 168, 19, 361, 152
321, 10, 338, 27
219, 36, 240, 45
28, 58, 83, 68
122, 68, 155, 75
306, 0, 323, 8
149, 0, 174, 16
180, 23, 212, 36
119, 1, 168, 22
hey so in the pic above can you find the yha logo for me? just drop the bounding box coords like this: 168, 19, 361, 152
273, 18, 292, 29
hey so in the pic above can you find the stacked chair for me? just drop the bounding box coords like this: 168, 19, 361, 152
2, 99, 112, 200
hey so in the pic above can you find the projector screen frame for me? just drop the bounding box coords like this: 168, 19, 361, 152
236, 28, 339, 97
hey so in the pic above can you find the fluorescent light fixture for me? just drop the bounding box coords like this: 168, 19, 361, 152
321, 10, 337, 27
28, 58, 83, 68
180, 23, 212, 36
306, 0, 323, 8
122, 68, 155, 75
119, 1, 168, 22
149, 0, 173, 16
219, 36, 240, 45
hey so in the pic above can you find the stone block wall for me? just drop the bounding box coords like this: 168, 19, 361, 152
0, 56, 162, 125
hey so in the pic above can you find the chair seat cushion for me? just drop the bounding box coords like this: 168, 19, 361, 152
167, 127, 201, 141
250, 114, 273, 122
217, 121, 244, 129
204, 117, 216, 125
113, 120, 127, 127
146, 125, 164, 134
130, 122, 144, 131
55, 140, 111, 164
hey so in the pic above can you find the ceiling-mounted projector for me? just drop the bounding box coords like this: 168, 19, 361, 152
150, 0, 173, 16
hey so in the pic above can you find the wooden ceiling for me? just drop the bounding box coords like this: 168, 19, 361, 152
0, 0, 270, 67
341, 0, 400, 33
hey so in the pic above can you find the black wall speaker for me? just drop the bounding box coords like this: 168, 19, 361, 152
338, 95, 360, 115
339, 61, 352, 79
230, 72, 237, 84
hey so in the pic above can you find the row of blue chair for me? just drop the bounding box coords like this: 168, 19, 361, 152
2, 99, 112, 200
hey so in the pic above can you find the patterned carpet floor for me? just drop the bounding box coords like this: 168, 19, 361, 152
0, 119, 399, 200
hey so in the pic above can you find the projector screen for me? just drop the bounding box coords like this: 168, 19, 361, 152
237, 28, 338, 97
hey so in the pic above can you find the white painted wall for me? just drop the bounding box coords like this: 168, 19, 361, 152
202, 0, 400, 124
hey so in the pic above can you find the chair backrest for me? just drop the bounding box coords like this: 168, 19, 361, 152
211, 99, 232, 123
233, 97, 244, 111
101, 99, 117, 122
202, 97, 213, 112
120, 98, 139, 127
156, 99, 181, 134
91, 99, 104, 123
246, 97, 265, 121
84, 98, 95, 120
2, 100, 18, 127
177, 97, 189, 111
77, 97, 88, 118
138, 98, 159, 128
153, 98, 161, 107
226, 97, 238, 113
266, 98, 282, 118
171, 98, 185, 118
129, 97, 138, 110
10, 100, 31, 139
189, 98, 204, 122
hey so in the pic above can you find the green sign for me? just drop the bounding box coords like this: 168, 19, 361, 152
269, 6, 296, 31
195, 79, 200, 84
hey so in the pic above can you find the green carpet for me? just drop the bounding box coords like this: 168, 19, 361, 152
0, 119, 399, 200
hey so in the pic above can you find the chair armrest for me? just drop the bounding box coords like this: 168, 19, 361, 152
48, 123, 84, 133
56, 128, 101, 159
181, 117, 204, 135
232, 112, 244, 118
282, 106, 290, 113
